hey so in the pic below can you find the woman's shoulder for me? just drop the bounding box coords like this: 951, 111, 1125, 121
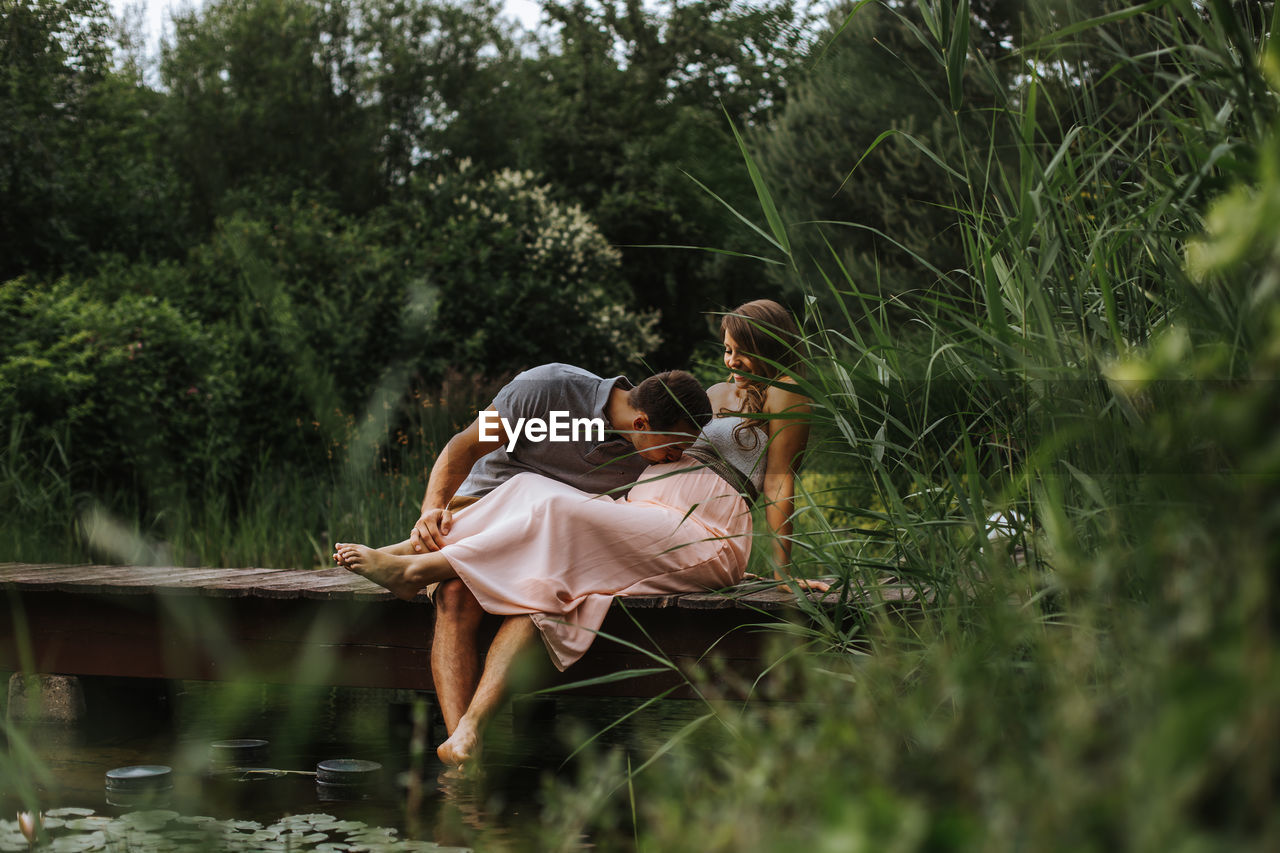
764, 378, 808, 413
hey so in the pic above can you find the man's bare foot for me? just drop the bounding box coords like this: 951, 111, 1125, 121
334, 542, 423, 601
437, 719, 482, 768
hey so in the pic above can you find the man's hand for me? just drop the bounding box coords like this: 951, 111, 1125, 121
414, 408, 504, 552
411, 507, 454, 552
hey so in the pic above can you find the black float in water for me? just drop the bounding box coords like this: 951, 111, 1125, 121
315, 758, 383, 801
105, 765, 173, 807
209, 738, 270, 768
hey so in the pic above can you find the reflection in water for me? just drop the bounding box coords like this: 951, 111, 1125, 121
1, 677, 710, 849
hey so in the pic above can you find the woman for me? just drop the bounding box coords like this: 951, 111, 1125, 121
336, 299, 821, 765
711, 298, 826, 591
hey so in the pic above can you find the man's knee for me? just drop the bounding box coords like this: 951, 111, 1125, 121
435, 579, 484, 625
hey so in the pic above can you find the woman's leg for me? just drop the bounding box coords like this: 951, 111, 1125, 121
334, 543, 457, 600
331, 537, 417, 570
437, 614, 542, 768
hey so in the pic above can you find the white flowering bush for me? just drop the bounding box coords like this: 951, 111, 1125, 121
397, 161, 662, 378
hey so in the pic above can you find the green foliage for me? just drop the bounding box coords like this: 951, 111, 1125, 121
442, 0, 820, 364
0, 0, 185, 278
754, 0, 980, 312
158, 0, 517, 229
393, 161, 662, 378
0, 276, 235, 502
160, 0, 382, 225
174, 197, 409, 469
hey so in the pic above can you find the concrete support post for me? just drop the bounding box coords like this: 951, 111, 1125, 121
6, 673, 86, 723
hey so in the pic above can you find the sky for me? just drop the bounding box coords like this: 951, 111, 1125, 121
108, 0, 547, 57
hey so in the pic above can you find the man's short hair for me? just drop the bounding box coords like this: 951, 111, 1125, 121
629, 370, 712, 433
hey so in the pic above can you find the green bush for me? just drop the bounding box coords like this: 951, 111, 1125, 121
0, 276, 235, 502
391, 161, 663, 378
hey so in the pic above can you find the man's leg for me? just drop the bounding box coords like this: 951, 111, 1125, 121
431, 579, 486, 735
437, 614, 542, 767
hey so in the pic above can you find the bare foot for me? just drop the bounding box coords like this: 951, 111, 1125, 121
437, 719, 482, 768
334, 542, 423, 601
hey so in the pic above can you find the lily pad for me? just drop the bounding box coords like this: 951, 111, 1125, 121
47, 807, 96, 818
290, 813, 335, 823
50, 836, 98, 853
124, 810, 179, 824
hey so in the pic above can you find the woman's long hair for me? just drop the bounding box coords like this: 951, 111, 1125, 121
720, 299, 802, 447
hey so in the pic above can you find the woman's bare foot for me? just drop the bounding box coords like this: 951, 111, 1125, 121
334, 542, 424, 601
333, 539, 415, 569
437, 718, 482, 768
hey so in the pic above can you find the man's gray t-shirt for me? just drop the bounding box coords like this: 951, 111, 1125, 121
456, 363, 650, 498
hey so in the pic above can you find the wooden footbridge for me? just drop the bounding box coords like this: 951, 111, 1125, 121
1, 563, 914, 699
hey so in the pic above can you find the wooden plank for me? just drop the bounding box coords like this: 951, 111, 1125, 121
290, 569, 390, 600
672, 591, 740, 610
230, 569, 346, 599
196, 568, 334, 598
0, 564, 843, 614
0, 564, 131, 590
130, 568, 285, 596
612, 592, 682, 609
44, 565, 163, 595
59, 567, 275, 595
194, 563, 391, 596
0, 563, 98, 580
0, 563, 93, 579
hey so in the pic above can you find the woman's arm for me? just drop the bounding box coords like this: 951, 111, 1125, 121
761, 384, 828, 592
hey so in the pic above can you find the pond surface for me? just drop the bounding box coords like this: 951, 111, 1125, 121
2, 677, 710, 850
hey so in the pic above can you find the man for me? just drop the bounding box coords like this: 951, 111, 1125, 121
408, 363, 712, 747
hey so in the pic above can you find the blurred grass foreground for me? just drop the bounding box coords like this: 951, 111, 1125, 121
3, 0, 1280, 850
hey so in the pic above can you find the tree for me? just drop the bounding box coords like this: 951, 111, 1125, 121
158, 0, 380, 229
752, 1, 999, 316
157, 0, 515, 231
0, 0, 182, 279
391, 161, 662, 380
433, 0, 820, 365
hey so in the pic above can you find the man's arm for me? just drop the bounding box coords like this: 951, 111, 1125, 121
411, 406, 508, 552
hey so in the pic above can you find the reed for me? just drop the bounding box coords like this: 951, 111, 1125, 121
544, 1, 1280, 848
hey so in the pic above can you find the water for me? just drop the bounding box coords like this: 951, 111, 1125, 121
1, 676, 711, 850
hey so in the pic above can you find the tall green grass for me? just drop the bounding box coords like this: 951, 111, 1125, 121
537, 1, 1280, 849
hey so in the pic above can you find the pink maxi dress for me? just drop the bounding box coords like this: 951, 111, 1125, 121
437, 418, 762, 670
